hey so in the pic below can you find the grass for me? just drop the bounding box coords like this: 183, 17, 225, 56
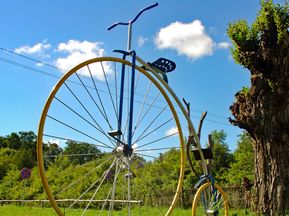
0, 204, 257, 215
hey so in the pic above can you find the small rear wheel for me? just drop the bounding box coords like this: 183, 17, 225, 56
192, 182, 228, 216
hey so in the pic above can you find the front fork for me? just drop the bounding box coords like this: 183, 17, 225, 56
115, 50, 136, 155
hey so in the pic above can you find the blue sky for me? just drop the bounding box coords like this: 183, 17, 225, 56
0, 0, 285, 151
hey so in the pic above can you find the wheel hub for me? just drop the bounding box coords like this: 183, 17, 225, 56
123, 144, 133, 157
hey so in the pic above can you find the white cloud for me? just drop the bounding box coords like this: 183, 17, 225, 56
217, 42, 230, 49
165, 126, 179, 136
138, 36, 148, 48
155, 20, 214, 60
15, 41, 51, 55
55, 40, 111, 80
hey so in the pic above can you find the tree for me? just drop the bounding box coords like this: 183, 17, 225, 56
5, 132, 21, 149
226, 131, 254, 185
43, 142, 63, 168
210, 130, 234, 183
0, 148, 17, 180
227, 1, 289, 214
63, 141, 102, 165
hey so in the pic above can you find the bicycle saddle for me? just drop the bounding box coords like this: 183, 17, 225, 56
142, 58, 176, 84
147, 58, 176, 73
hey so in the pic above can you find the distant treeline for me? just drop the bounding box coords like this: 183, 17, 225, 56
0, 130, 253, 208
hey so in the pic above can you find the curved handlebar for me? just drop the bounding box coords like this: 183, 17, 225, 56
108, 3, 158, 31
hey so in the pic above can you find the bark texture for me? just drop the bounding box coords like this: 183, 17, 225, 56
228, 2, 289, 214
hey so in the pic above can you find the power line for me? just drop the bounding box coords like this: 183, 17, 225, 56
0, 56, 60, 79
0, 47, 232, 127
0, 47, 58, 70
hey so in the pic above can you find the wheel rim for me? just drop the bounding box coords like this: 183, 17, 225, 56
192, 182, 229, 216
37, 57, 185, 216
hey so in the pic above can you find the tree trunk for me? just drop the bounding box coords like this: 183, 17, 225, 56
254, 137, 289, 215
227, 2, 289, 214
230, 85, 289, 215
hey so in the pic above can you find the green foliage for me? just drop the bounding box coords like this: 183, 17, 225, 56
210, 130, 234, 183
226, 131, 254, 185
227, 0, 289, 68
43, 142, 63, 168
4, 132, 22, 150
0, 148, 17, 180
63, 140, 102, 165
254, 0, 289, 42
0, 131, 37, 169
0, 130, 253, 210
240, 86, 250, 96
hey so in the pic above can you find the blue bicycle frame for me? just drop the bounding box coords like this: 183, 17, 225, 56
108, 3, 158, 154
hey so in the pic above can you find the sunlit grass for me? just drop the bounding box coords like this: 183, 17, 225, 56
0, 204, 257, 215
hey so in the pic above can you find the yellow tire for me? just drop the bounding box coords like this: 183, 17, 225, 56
192, 182, 229, 215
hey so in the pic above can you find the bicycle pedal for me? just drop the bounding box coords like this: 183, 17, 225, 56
108, 130, 122, 137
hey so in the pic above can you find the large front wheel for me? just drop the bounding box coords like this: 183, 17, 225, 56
192, 182, 229, 216
37, 57, 185, 216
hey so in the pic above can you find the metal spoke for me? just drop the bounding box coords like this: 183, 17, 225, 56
55, 155, 114, 197
100, 61, 119, 124
43, 152, 103, 158
87, 64, 114, 130
43, 134, 114, 150
134, 91, 161, 131
65, 157, 117, 213
54, 96, 116, 147
133, 82, 152, 136
134, 147, 179, 152
133, 104, 168, 142
46, 115, 113, 149
135, 132, 179, 150
64, 81, 116, 148
108, 159, 122, 215
134, 152, 159, 159
133, 118, 173, 144
76, 71, 114, 130
113, 62, 119, 127
81, 158, 118, 215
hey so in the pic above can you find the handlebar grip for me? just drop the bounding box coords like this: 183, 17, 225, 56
107, 2, 158, 31
131, 3, 158, 24
107, 22, 127, 31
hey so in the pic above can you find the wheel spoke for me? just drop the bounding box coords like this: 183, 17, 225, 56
54, 96, 116, 147
100, 61, 119, 125
87, 64, 114, 130
63, 81, 116, 148
135, 147, 179, 152
133, 118, 173, 144
133, 104, 169, 143
43, 134, 114, 150
46, 115, 114, 149
81, 158, 118, 215
37, 58, 185, 216
134, 91, 161, 131
55, 155, 114, 198
135, 132, 178, 150
65, 157, 117, 213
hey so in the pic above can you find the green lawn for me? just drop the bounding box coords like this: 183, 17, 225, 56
0, 204, 256, 215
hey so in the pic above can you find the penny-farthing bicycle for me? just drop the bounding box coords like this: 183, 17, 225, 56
37, 3, 228, 216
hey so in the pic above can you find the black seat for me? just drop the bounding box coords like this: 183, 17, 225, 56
148, 58, 176, 73
142, 58, 176, 84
